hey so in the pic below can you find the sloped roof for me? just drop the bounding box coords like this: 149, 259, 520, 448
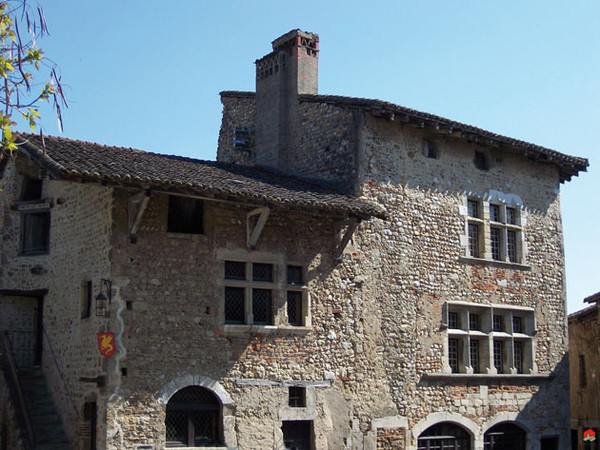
221, 91, 589, 182
568, 303, 598, 322
15, 133, 385, 220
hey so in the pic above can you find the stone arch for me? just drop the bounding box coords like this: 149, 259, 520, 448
158, 373, 233, 406
410, 412, 480, 450
482, 413, 537, 449
158, 374, 237, 448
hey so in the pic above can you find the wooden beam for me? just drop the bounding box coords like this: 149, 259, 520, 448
128, 190, 150, 240
246, 207, 270, 250
335, 218, 360, 261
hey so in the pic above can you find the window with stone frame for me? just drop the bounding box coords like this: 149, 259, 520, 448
20, 209, 50, 255
17, 176, 50, 256
444, 302, 535, 375
464, 197, 524, 264
222, 260, 309, 327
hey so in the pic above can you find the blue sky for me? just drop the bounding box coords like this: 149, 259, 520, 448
25, 1, 598, 313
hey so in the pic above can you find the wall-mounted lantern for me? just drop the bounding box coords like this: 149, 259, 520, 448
95, 279, 112, 317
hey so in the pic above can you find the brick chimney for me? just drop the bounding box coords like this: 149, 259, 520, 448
254, 30, 319, 170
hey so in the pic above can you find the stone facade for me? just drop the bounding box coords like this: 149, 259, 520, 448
569, 295, 600, 450
0, 29, 588, 450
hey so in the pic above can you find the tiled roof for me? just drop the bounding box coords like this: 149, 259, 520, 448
584, 292, 600, 303
568, 303, 598, 321
221, 91, 589, 182
15, 133, 385, 220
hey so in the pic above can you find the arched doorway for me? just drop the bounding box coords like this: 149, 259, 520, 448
417, 422, 471, 449
165, 386, 222, 447
484, 422, 526, 450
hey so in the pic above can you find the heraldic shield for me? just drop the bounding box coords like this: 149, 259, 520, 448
97, 332, 115, 358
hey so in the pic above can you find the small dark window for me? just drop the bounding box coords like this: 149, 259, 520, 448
287, 265, 303, 285
252, 263, 273, 282
490, 204, 501, 222
233, 127, 253, 150
168, 196, 203, 234
287, 291, 303, 326
493, 315, 504, 332
494, 340, 504, 373
21, 211, 50, 255
423, 140, 438, 159
467, 199, 480, 218
507, 230, 518, 262
289, 386, 306, 407
252, 289, 272, 324
514, 341, 524, 374
512, 317, 523, 333
490, 228, 501, 260
448, 312, 459, 329
470, 339, 480, 373
224, 287, 245, 324
469, 313, 480, 331
468, 223, 480, 258
21, 177, 43, 201
579, 355, 587, 388
224, 261, 246, 280
81, 281, 92, 319
448, 338, 459, 373
474, 150, 489, 170
506, 207, 517, 225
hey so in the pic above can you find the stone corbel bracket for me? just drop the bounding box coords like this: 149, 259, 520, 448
246, 206, 270, 250
335, 218, 360, 262
128, 189, 150, 242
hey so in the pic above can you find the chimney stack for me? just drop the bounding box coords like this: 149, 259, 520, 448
254, 30, 319, 170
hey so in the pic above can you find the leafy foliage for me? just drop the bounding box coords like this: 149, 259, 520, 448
0, 0, 66, 156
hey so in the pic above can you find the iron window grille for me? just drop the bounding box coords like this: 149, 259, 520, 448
165, 387, 221, 447
418, 423, 471, 450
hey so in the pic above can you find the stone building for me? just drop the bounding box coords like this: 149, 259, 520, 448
569, 292, 600, 450
0, 29, 589, 450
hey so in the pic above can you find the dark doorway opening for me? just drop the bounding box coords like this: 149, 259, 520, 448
540, 436, 559, 450
282, 420, 313, 450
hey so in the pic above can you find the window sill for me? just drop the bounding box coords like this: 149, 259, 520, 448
422, 372, 552, 382
222, 324, 311, 335
458, 256, 531, 271
166, 232, 208, 241
18, 250, 49, 257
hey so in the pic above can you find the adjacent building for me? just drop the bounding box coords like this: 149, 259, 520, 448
0, 29, 588, 450
569, 292, 600, 450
